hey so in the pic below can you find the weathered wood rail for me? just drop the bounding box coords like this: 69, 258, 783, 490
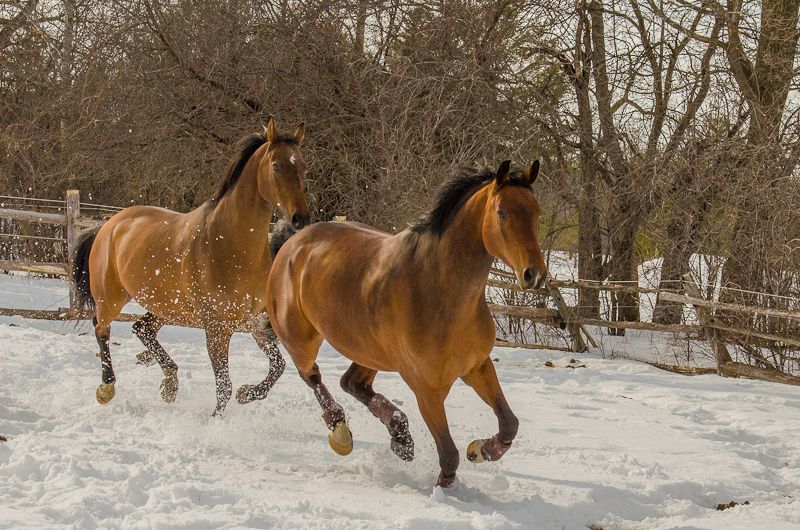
2, 191, 799, 384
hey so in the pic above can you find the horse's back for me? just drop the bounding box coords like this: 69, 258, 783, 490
269, 221, 421, 370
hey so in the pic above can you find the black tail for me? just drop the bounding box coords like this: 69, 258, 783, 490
71, 228, 99, 313
269, 221, 296, 260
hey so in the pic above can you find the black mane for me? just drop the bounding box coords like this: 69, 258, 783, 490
212, 132, 298, 204
411, 165, 528, 236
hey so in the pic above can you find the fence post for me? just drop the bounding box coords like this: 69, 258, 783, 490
66, 189, 79, 309
682, 272, 733, 373
546, 277, 590, 352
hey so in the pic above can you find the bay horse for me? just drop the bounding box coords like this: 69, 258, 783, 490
70, 118, 310, 415
266, 160, 546, 487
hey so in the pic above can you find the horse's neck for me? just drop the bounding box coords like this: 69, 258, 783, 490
208, 154, 273, 242
414, 187, 493, 301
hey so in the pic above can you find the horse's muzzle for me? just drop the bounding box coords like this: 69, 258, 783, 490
291, 212, 310, 230
520, 267, 546, 290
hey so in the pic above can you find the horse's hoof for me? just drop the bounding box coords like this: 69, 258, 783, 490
328, 421, 353, 456
96, 383, 116, 404
391, 437, 414, 462
136, 350, 156, 366
236, 384, 254, 404
436, 472, 457, 488
160, 373, 178, 403
466, 439, 487, 463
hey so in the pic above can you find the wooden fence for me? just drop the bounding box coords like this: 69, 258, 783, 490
1, 190, 799, 385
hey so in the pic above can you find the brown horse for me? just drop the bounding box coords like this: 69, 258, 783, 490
70, 118, 310, 415
266, 160, 546, 487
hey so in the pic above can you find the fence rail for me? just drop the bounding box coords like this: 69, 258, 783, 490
2, 190, 799, 385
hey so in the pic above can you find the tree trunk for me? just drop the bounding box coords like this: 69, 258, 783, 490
720, 0, 800, 299
354, 0, 367, 56
607, 204, 640, 332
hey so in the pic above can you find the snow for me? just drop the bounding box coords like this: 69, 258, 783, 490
1, 274, 799, 529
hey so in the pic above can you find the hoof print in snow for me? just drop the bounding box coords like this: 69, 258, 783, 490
567, 359, 586, 369
545, 361, 554, 367
716, 500, 750, 511
0, 435, 7, 442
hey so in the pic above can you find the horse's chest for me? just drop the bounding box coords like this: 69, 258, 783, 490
396, 310, 495, 381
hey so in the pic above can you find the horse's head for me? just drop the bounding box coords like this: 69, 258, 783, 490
258, 117, 310, 230
482, 160, 547, 290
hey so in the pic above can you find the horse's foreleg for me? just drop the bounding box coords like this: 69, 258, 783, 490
340, 362, 414, 461
205, 325, 234, 416
132, 312, 178, 403
236, 316, 286, 404
297, 362, 352, 456
94, 317, 116, 405
132, 312, 162, 366
461, 357, 518, 464
414, 387, 459, 487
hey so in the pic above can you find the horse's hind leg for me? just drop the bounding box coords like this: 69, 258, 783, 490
340, 363, 414, 461
94, 316, 116, 404
236, 315, 286, 404
296, 360, 353, 456
461, 357, 519, 464
132, 312, 179, 403
93, 295, 128, 405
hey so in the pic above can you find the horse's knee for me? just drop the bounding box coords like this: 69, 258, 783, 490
132, 318, 145, 338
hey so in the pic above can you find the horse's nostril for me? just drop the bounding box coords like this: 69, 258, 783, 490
523, 268, 533, 284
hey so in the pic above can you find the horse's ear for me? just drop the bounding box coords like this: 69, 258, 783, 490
522, 160, 540, 185
495, 160, 512, 186
266, 116, 278, 143
294, 122, 305, 145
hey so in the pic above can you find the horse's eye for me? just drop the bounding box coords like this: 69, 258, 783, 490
272, 162, 279, 172
497, 208, 507, 220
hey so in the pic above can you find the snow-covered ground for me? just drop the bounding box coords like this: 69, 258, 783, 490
1, 274, 799, 529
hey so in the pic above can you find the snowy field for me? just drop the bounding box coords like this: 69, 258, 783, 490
1, 274, 799, 529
